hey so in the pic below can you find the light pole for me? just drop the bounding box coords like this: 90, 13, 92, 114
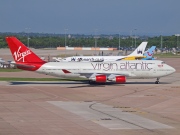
64, 28, 68, 56
160, 34, 163, 52
94, 29, 98, 55
175, 34, 180, 49
27, 37, 30, 48
134, 29, 137, 48
64, 28, 68, 47
131, 30, 133, 47
25, 28, 30, 48
119, 32, 121, 50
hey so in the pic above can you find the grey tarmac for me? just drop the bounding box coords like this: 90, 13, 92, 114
0, 48, 180, 135
0, 72, 180, 135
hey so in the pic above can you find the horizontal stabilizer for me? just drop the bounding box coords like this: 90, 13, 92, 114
16, 63, 35, 68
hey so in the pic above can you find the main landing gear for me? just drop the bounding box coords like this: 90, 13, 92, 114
155, 78, 160, 84
89, 80, 94, 84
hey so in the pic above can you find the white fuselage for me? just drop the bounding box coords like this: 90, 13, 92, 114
61, 42, 147, 62
62, 56, 125, 62
36, 60, 175, 79
0, 58, 5, 63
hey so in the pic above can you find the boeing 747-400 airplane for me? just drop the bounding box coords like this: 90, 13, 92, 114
6, 37, 175, 84
61, 42, 147, 62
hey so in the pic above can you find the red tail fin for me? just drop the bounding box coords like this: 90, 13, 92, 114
6, 37, 45, 63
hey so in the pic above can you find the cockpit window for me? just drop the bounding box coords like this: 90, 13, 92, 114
161, 61, 165, 64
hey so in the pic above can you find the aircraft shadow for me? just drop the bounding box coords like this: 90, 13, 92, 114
9, 81, 124, 87
68, 82, 125, 88
9, 80, 87, 85
8, 81, 169, 86
126, 82, 170, 84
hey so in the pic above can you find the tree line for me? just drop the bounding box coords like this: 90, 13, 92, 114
0, 33, 179, 49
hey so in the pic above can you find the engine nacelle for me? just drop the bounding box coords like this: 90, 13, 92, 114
90, 75, 107, 83
111, 76, 126, 83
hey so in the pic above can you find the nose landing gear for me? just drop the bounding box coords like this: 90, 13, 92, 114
155, 78, 160, 84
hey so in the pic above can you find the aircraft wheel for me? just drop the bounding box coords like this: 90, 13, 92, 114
89, 80, 92, 84
155, 81, 159, 84
155, 78, 160, 84
89, 80, 94, 84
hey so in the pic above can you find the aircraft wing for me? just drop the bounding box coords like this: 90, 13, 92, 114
116, 56, 146, 61
52, 57, 62, 62
61, 69, 132, 78
134, 56, 146, 59
91, 60, 104, 62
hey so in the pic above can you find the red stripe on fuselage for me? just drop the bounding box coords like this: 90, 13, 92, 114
62, 69, 71, 73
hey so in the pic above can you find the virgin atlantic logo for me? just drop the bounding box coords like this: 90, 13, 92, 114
13, 46, 31, 62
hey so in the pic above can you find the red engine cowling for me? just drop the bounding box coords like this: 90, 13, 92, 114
91, 75, 107, 83
112, 76, 126, 83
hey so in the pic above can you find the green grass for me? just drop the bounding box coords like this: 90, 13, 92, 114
154, 53, 180, 58
0, 68, 22, 72
0, 77, 87, 81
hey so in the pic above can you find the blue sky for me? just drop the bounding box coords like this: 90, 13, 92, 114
0, 0, 180, 35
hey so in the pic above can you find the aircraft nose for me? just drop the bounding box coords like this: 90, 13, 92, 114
171, 67, 176, 73
168, 65, 176, 74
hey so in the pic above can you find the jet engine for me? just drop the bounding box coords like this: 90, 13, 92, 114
110, 76, 126, 83
90, 75, 107, 83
